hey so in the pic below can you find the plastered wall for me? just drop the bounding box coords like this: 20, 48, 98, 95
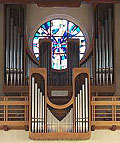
26, 4, 94, 43
115, 4, 120, 95
0, 4, 4, 95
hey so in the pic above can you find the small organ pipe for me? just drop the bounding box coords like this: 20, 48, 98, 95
75, 96, 78, 133
31, 77, 35, 132
38, 88, 40, 133
85, 78, 88, 132
35, 83, 38, 133
42, 95, 44, 132
40, 91, 42, 132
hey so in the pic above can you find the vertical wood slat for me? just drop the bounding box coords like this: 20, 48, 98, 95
4, 97, 6, 121
93, 97, 95, 121
91, 96, 120, 125
0, 96, 29, 124
6, 97, 8, 121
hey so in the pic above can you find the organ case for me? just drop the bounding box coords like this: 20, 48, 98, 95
29, 68, 90, 140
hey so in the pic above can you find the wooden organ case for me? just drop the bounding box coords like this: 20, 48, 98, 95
29, 39, 91, 140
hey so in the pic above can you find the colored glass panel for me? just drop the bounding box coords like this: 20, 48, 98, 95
32, 19, 86, 70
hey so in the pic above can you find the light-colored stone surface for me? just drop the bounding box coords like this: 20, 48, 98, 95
0, 130, 120, 143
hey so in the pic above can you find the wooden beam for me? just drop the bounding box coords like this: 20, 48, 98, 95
0, 0, 120, 5
84, 0, 120, 3
37, 0, 82, 7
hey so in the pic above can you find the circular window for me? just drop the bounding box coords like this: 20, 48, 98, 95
32, 19, 86, 70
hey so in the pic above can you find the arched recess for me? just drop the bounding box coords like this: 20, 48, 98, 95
28, 14, 91, 65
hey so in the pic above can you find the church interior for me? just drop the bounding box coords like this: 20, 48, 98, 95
0, 0, 120, 142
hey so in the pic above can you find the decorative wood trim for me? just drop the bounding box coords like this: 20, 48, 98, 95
91, 84, 116, 93
2, 84, 29, 94
24, 35, 38, 65
0, 0, 120, 4
80, 33, 95, 65
29, 132, 91, 140
46, 96, 74, 109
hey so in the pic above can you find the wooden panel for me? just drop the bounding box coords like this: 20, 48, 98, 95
29, 132, 91, 140
0, 0, 120, 4
91, 84, 116, 93
2, 85, 29, 94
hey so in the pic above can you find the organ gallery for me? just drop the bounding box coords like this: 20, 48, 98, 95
0, 0, 120, 140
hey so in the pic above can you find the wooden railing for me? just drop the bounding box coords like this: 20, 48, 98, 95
1, 95, 120, 131
0, 96, 29, 130
91, 96, 120, 130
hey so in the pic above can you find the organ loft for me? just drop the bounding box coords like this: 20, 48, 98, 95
0, 0, 120, 140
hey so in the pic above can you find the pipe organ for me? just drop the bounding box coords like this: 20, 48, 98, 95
29, 68, 90, 140
5, 5, 24, 86
2, 3, 116, 141
94, 4, 114, 86
75, 72, 89, 133
80, 55, 93, 85
4, 5, 39, 87
30, 69, 45, 133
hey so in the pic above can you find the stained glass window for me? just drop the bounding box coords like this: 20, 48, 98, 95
32, 19, 86, 70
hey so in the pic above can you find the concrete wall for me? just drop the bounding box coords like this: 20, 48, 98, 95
0, 4, 4, 95
115, 4, 120, 95
26, 4, 94, 44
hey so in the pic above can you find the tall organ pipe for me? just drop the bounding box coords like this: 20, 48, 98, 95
108, 9, 113, 84
20, 36, 23, 85
10, 18, 14, 85
13, 26, 17, 85
31, 77, 35, 132
101, 26, 105, 85
17, 33, 20, 85
6, 7, 10, 85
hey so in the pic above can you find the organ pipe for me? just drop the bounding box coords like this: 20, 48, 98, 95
5, 5, 26, 86
6, 7, 10, 85
108, 9, 113, 85
46, 108, 73, 133
31, 76, 45, 133
94, 5, 114, 85
75, 76, 89, 133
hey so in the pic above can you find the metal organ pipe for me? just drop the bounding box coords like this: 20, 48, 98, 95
6, 7, 10, 85
10, 18, 14, 85
85, 78, 88, 132
31, 77, 35, 132
101, 26, 105, 85
5, 6, 25, 86
75, 77, 89, 133
17, 33, 20, 85
94, 6, 114, 85
105, 19, 109, 85
108, 9, 113, 85
13, 26, 17, 85
46, 108, 73, 133
20, 36, 23, 85
31, 77, 45, 133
